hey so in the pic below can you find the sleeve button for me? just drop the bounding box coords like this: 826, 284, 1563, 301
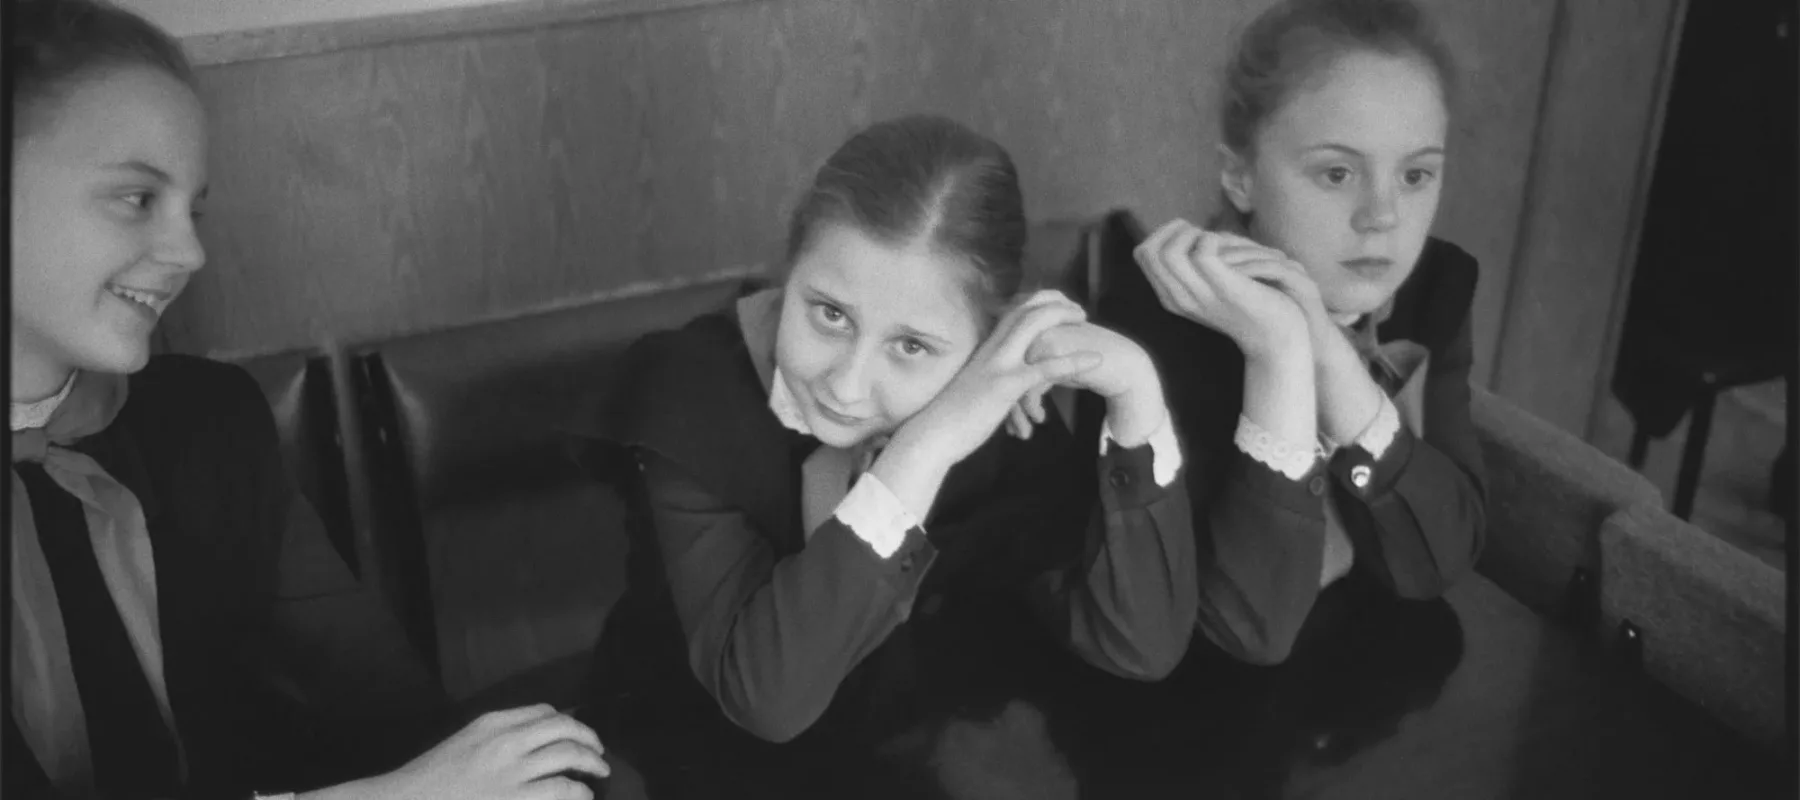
900, 554, 916, 572
1108, 468, 1133, 489
1308, 475, 1327, 496
1350, 465, 1373, 489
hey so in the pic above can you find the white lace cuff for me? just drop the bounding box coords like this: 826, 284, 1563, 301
1100, 412, 1183, 488
1234, 415, 1321, 481
1353, 395, 1403, 460
835, 473, 918, 559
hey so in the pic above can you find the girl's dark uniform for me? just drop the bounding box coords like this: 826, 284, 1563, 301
6, 356, 450, 799
1091, 217, 1489, 666
574, 300, 1196, 798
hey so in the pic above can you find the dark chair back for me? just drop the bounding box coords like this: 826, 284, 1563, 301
235, 350, 360, 571
354, 279, 749, 699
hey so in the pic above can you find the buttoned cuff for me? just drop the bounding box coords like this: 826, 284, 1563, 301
835, 473, 919, 559
1101, 411, 1183, 488
1234, 414, 1322, 481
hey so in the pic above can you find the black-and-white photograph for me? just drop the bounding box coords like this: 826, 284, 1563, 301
5, 0, 1796, 797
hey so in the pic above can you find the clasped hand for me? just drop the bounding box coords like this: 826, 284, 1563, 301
894, 290, 1166, 462
1131, 219, 1334, 361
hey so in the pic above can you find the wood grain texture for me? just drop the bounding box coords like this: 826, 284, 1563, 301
168, 0, 1564, 377
166, 0, 988, 357
182, 0, 757, 66
1492, 0, 1684, 435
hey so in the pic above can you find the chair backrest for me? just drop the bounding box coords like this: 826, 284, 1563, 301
234, 350, 359, 571
1597, 501, 1784, 750
1021, 217, 1095, 302
354, 278, 749, 699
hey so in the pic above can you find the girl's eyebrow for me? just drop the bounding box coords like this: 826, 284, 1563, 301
1301, 143, 1445, 159
103, 160, 171, 182
103, 161, 211, 201
802, 285, 855, 315
801, 283, 952, 345
895, 323, 951, 347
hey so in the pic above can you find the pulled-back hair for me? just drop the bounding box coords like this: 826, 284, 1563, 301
1213, 0, 1456, 231
786, 114, 1027, 319
9, 0, 195, 138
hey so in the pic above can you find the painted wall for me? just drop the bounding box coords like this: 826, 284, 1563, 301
113, 0, 523, 37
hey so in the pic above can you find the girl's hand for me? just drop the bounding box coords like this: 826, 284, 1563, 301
1007, 321, 1167, 445
1224, 249, 1393, 447
893, 291, 1103, 468
1215, 237, 1328, 323
322, 705, 608, 800
1214, 241, 1335, 344
1023, 321, 1157, 401
1133, 220, 1312, 362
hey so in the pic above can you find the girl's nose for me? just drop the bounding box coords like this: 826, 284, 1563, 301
156, 214, 206, 273
822, 347, 874, 407
1352, 183, 1399, 234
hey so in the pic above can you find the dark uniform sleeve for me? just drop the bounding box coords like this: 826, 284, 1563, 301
1190, 441, 1335, 666
642, 452, 936, 744
1032, 393, 1198, 680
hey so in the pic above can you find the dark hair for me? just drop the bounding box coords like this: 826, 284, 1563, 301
9, 0, 196, 138
785, 114, 1026, 319
1213, 0, 1457, 230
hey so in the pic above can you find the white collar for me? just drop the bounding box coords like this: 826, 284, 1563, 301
768, 367, 814, 436
736, 288, 815, 438
11, 372, 78, 432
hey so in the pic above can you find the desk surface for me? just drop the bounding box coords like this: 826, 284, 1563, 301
606, 574, 1787, 799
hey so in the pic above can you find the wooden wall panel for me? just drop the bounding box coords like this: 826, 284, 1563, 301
167, 0, 1563, 374
166, 0, 985, 357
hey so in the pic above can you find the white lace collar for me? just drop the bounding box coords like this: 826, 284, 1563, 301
11, 372, 78, 432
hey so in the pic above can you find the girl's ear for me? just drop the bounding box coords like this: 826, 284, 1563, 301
1218, 144, 1255, 214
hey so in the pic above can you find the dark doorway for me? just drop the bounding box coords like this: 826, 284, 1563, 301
1611, 0, 1797, 530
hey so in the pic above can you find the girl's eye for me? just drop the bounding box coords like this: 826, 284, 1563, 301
897, 338, 931, 357
1403, 168, 1436, 187
119, 190, 155, 211
1322, 166, 1353, 186
814, 302, 850, 329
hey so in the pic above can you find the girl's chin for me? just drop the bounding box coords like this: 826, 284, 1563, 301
807, 415, 897, 450
810, 421, 871, 449
77, 338, 154, 376
1323, 289, 1395, 321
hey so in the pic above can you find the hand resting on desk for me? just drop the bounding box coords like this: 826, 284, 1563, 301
298, 704, 608, 800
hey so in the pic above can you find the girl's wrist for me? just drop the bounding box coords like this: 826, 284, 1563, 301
884, 422, 956, 471
1105, 393, 1167, 449
868, 430, 955, 523
1243, 335, 1312, 373
1316, 360, 1387, 444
